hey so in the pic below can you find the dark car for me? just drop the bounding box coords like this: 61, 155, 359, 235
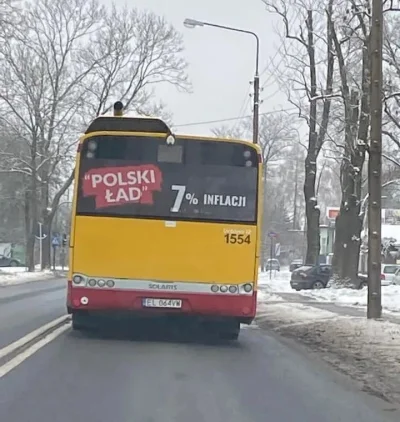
289, 259, 303, 272
290, 264, 332, 291
0, 254, 21, 267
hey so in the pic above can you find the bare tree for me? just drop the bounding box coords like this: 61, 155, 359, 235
326, 2, 371, 283
264, 0, 335, 265
0, 0, 190, 270
80, 4, 190, 120
211, 124, 246, 139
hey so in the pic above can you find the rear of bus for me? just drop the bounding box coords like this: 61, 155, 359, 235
67, 112, 262, 338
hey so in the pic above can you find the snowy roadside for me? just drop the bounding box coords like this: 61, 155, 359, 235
259, 268, 400, 314
0, 266, 68, 287
255, 296, 400, 404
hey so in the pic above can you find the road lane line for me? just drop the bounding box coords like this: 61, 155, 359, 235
0, 315, 69, 360
0, 323, 70, 378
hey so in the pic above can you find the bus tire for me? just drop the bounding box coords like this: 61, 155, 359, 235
220, 321, 240, 341
72, 313, 89, 331
221, 330, 239, 341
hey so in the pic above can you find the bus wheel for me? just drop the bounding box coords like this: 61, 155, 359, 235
219, 321, 240, 341
72, 313, 89, 331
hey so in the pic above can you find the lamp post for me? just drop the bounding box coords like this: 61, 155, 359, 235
183, 18, 260, 144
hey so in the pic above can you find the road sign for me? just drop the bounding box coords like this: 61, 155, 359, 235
268, 231, 277, 238
52, 235, 60, 247
275, 243, 281, 257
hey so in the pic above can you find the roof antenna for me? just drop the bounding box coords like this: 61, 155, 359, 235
113, 101, 124, 116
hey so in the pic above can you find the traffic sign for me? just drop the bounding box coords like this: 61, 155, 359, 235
52, 235, 60, 247
268, 231, 277, 238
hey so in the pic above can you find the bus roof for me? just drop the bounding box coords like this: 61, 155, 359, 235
176, 134, 260, 151
84, 115, 260, 152
85, 115, 171, 134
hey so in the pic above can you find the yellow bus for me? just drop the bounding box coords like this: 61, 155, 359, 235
67, 102, 263, 340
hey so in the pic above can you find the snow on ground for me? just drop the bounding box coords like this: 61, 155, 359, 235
258, 269, 292, 292
0, 266, 68, 286
300, 284, 400, 313
258, 267, 400, 313
256, 299, 400, 404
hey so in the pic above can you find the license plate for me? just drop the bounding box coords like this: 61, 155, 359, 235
142, 298, 182, 308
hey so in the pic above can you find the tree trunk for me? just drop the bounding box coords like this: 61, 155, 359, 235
42, 213, 51, 269
304, 132, 320, 265
330, 23, 370, 282
24, 187, 35, 271
24, 177, 38, 272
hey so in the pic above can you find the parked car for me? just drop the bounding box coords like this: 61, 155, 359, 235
392, 268, 400, 285
290, 264, 332, 290
0, 254, 21, 267
381, 264, 400, 285
357, 264, 399, 288
264, 259, 280, 272
289, 259, 303, 272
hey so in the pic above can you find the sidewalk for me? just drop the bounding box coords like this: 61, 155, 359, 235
272, 290, 400, 325
256, 288, 400, 404
0, 267, 68, 287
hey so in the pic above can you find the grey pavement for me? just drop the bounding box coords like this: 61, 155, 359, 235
1, 281, 400, 421
0, 278, 66, 348
0, 321, 399, 421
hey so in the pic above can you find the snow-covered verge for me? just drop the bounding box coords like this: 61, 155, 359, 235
0, 266, 68, 286
258, 268, 400, 313
256, 298, 400, 403
299, 284, 400, 313
258, 269, 292, 292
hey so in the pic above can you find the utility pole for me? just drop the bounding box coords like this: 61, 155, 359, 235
293, 154, 299, 230
253, 73, 260, 144
367, 0, 383, 319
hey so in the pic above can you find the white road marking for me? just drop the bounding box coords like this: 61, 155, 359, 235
0, 315, 69, 360
0, 323, 70, 378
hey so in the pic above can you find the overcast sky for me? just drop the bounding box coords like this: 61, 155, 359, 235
111, 0, 291, 136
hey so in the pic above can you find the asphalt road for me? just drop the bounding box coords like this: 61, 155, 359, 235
1, 281, 400, 422
0, 278, 66, 348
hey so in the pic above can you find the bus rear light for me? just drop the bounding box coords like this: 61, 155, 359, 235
97, 279, 106, 287
80, 296, 89, 305
73, 275, 83, 284
88, 140, 97, 151
220, 285, 228, 293
229, 285, 238, 293
211, 284, 219, 293
88, 279, 96, 287
243, 283, 253, 293
106, 280, 115, 288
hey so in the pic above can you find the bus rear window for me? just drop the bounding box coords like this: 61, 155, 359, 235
77, 135, 258, 223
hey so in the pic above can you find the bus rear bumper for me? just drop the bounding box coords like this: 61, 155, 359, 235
67, 283, 256, 324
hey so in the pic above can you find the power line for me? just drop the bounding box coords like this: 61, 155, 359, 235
173, 107, 297, 128
232, 85, 252, 131
259, 14, 298, 83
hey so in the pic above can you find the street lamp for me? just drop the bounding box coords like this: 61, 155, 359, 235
183, 18, 260, 144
